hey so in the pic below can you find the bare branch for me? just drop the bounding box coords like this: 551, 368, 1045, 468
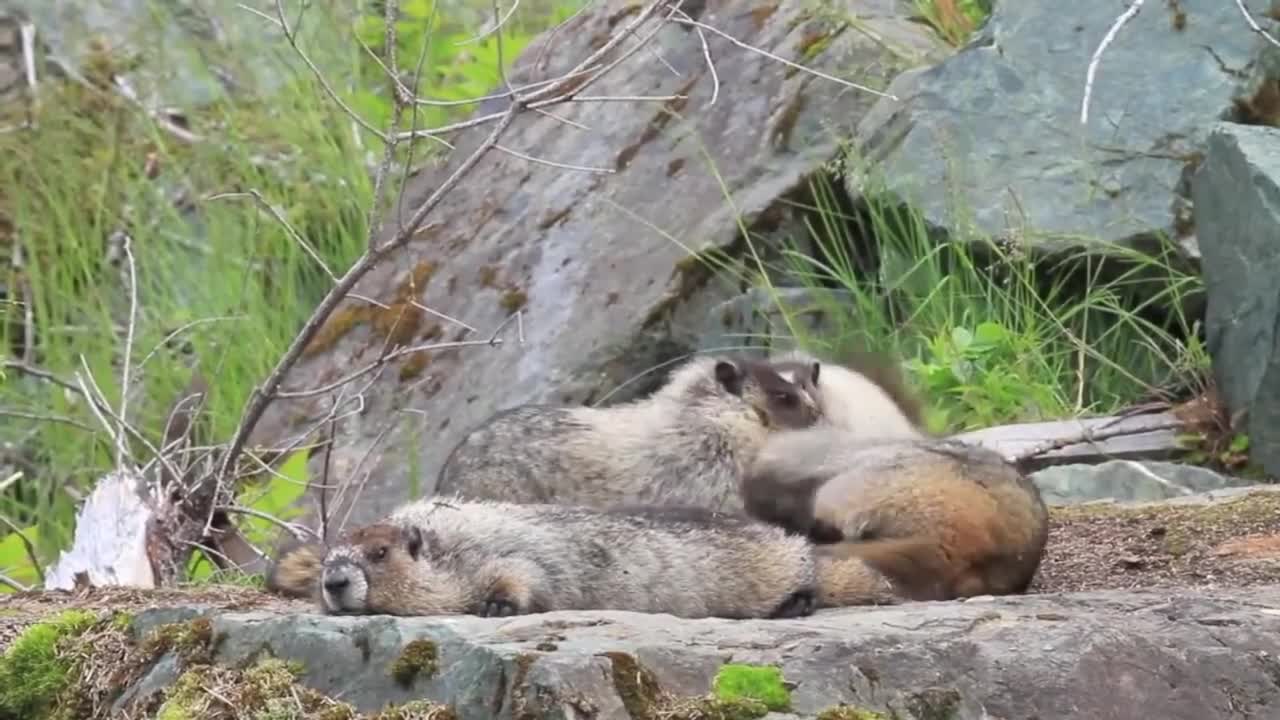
116, 234, 139, 468
1081, 0, 1145, 125
1235, 0, 1280, 48
667, 13, 897, 102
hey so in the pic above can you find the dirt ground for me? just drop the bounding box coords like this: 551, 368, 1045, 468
2, 490, 1279, 653
1030, 488, 1280, 594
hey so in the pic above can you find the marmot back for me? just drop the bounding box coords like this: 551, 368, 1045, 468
742, 427, 1049, 604
435, 355, 823, 513
770, 348, 926, 441
271, 497, 821, 620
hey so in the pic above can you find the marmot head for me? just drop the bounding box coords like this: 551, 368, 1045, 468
772, 348, 926, 430
319, 521, 467, 616
715, 357, 822, 430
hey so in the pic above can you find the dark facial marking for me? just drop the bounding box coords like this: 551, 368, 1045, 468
404, 525, 424, 560
714, 360, 746, 396
745, 362, 819, 428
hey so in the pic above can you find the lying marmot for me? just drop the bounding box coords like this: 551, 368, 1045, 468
770, 348, 927, 441
741, 427, 1050, 603
265, 497, 824, 620
434, 354, 823, 513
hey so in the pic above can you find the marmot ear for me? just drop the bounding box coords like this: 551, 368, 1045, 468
714, 360, 745, 396
808, 361, 820, 385
403, 526, 424, 560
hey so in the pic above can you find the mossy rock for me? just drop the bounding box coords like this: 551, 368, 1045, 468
0, 609, 98, 718
711, 663, 792, 712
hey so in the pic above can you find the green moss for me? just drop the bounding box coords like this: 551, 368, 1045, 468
499, 289, 528, 313
389, 639, 439, 688
905, 687, 961, 720
154, 655, 364, 720
371, 699, 458, 719
139, 617, 215, 665
603, 651, 662, 720
711, 663, 791, 712
816, 706, 890, 720
0, 609, 99, 718
662, 696, 770, 720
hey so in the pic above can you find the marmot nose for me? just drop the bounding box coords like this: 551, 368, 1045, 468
324, 576, 350, 593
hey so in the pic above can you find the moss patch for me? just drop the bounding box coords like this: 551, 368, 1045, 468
139, 617, 215, 666
0, 609, 98, 718
711, 663, 791, 712
661, 696, 771, 720
816, 707, 890, 720
604, 651, 663, 720
389, 639, 439, 688
905, 687, 961, 720
600, 653, 777, 720
371, 700, 457, 719
154, 656, 350, 720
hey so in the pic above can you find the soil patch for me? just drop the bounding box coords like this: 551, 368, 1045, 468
1030, 489, 1280, 594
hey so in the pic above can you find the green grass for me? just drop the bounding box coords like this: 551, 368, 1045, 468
0, 0, 584, 589
738, 168, 1208, 436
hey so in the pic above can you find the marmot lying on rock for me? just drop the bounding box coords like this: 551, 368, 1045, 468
266, 497, 833, 619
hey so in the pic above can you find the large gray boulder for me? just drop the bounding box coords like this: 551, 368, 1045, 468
1031, 459, 1260, 505
248, 0, 950, 530
78, 584, 1280, 719
1194, 121, 1280, 481
0, 0, 301, 109
850, 0, 1266, 260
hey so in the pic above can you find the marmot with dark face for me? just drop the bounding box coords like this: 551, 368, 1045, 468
769, 348, 927, 441
741, 427, 1050, 604
264, 497, 822, 620
434, 354, 824, 513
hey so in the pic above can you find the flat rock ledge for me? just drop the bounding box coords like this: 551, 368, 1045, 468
12, 584, 1278, 720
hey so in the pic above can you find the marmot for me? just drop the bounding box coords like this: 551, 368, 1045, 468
264, 497, 822, 620
770, 348, 927, 441
435, 354, 824, 513
741, 427, 1050, 604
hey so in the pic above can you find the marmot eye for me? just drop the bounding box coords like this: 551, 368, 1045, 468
372, 546, 388, 562
771, 391, 797, 406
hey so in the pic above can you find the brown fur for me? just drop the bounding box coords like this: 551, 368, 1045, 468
263, 537, 324, 600
435, 354, 824, 513
771, 348, 927, 440
742, 427, 1049, 604
274, 497, 822, 620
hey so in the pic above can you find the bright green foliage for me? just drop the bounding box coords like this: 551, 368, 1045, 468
0, 610, 98, 718
351, 0, 583, 130
711, 664, 792, 713
0, 522, 41, 592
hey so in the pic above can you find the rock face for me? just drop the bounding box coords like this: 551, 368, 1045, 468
250, 0, 950, 529
1, 0, 294, 108
1030, 459, 1259, 505
851, 0, 1264, 259
108, 584, 1280, 719
1194, 121, 1280, 481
